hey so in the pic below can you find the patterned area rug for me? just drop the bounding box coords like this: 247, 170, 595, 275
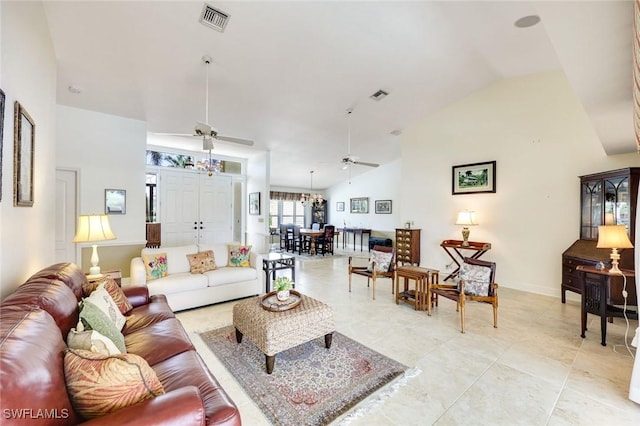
199, 325, 408, 426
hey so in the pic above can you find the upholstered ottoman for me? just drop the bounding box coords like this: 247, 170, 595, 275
232, 294, 335, 374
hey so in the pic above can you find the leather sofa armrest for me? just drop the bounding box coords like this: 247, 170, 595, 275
80, 386, 206, 426
130, 257, 147, 286
122, 286, 150, 307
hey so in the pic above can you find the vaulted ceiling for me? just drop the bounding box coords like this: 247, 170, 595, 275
42, 1, 636, 189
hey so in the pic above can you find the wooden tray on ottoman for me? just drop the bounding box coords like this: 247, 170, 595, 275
261, 290, 302, 312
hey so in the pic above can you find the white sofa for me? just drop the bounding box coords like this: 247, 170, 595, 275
130, 243, 264, 311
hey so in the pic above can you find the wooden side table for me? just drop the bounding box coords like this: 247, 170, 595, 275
440, 240, 491, 281
87, 269, 122, 287
395, 266, 439, 311
576, 265, 637, 346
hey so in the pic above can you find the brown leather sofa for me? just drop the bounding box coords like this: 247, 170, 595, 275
0, 263, 241, 425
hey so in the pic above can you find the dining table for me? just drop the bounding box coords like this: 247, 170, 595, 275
299, 229, 324, 255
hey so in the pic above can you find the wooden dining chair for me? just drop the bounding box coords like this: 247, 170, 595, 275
348, 245, 395, 300
316, 225, 335, 256
427, 257, 498, 333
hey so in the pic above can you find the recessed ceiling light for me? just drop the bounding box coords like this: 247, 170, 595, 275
68, 85, 82, 94
514, 15, 541, 28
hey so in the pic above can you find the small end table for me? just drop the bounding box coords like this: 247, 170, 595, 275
262, 253, 295, 293
395, 266, 439, 311
86, 269, 122, 287
576, 265, 637, 346
440, 240, 491, 281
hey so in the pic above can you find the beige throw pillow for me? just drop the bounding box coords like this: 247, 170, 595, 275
186, 250, 217, 274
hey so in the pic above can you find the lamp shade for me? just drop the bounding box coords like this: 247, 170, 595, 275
455, 211, 478, 226
72, 215, 116, 243
596, 225, 634, 249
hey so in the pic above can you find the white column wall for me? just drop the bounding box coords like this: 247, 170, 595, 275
0, 1, 57, 298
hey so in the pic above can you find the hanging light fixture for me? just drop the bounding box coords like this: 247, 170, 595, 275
195, 143, 221, 176
300, 171, 324, 207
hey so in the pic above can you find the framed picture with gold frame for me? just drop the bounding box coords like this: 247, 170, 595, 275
14, 101, 35, 207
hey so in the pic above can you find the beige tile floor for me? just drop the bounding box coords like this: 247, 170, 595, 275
177, 248, 640, 425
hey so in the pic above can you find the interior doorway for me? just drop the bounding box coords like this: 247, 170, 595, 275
55, 168, 79, 263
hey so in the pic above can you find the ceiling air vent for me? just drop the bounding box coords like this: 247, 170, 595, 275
369, 89, 389, 101
199, 3, 230, 32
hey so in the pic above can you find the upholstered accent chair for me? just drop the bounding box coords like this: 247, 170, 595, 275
428, 257, 498, 333
348, 245, 395, 300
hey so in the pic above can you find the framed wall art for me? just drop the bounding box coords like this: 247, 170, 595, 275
375, 200, 392, 214
452, 160, 496, 195
336, 201, 345, 212
105, 189, 126, 214
0, 89, 5, 202
350, 197, 369, 214
249, 192, 260, 215
14, 101, 35, 207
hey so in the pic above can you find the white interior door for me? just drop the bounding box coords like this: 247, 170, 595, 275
55, 169, 78, 263
199, 174, 232, 244
158, 169, 233, 246
159, 170, 199, 246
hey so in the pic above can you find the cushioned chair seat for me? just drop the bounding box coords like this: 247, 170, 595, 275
204, 267, 257, 287
125, 318, 194, 366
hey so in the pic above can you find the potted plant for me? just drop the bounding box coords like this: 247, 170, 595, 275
273, 277, 294, 301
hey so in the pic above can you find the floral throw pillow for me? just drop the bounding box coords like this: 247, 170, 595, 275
459, 262, 492, 296
227, 245, 252, 267
142, 253, 168, 280
186, 250, 217, 274
367, 250, 394, 273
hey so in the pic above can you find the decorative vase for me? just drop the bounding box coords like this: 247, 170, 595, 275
276, 290, 290, 301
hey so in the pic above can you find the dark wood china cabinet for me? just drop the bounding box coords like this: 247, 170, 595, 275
561, 167, 639, 305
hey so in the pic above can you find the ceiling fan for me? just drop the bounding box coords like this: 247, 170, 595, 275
156, 55, 254, 150
340, 109, 379, 170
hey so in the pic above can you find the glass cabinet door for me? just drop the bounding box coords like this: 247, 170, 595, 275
581, 180, 601, 239
604, 176, 630, 233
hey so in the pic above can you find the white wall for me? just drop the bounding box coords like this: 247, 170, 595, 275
0, 1, 57, 298
56, 105, 147, 246
246, 151, 269, 252
326, 159, 402, 237
401, 70, 639, 297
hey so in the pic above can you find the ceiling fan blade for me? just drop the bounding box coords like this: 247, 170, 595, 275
152, 132, 197, 137
353, 161, 379, 168
215, 135, 254, 146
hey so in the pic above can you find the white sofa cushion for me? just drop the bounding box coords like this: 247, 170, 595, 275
142, 245, 197, 275
146, 272, 208, 295
203, 267, 257, 287
198, 243, 229, 266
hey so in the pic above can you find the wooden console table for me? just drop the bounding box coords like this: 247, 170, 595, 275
339, 227, 372, 251
440, 240, 492, 281
576, 265, 637, 346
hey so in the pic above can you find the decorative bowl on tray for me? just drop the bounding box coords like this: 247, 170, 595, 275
261, 290, 302, 312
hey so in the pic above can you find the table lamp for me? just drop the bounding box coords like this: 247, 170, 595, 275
456, 210, 477, 247
596, 225, 633, 274
72, 214, 116, 277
